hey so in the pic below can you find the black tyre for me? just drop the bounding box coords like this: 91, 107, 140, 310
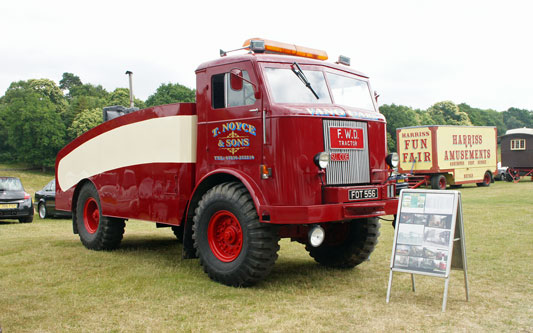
172, 225, 184, 243
19, 215, 33, 223
476, 171, 491, 187
193, 182, 280, 287
75, 183, 125, 250
306, 218, 381, 268
38, 202, 48, 219
431, 174, 446, 190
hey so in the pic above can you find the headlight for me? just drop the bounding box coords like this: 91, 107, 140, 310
308, 225, 325, 247
314, 152, 330, 169
386, 153, 399, 168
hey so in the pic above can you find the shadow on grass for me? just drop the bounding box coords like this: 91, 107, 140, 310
95, 235, 362, 288
0, 220, 24, 225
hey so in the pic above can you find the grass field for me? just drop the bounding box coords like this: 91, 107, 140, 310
1, 167, 532, 332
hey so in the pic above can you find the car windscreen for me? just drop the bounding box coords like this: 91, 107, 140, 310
264, 67, 331, 104
325, 72, 375, 111
0, 178, 23, 191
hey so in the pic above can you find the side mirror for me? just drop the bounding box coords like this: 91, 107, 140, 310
230, 69, 243, 91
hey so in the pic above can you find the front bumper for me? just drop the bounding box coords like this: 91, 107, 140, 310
259, 184, 398, 224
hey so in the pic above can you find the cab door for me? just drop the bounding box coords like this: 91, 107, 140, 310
205, 61, 263, 177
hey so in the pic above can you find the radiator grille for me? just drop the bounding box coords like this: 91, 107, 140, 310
323, 119, 370, 185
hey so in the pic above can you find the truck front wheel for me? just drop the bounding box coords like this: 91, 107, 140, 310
193, 182, 280, 287
75, 183, 125, 250
305, 218, 381, 268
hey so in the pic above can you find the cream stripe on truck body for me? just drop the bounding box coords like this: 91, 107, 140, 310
57, 115, 197, 191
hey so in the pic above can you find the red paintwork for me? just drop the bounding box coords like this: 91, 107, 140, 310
84, 198, 99, 234
208, 210, 243, 262
56, 53, 397, 232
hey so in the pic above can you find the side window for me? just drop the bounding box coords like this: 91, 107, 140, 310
212, 70, 256, 109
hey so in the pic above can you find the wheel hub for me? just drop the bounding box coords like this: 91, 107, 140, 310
83, 198, 100, 234
208, 210, 243, 262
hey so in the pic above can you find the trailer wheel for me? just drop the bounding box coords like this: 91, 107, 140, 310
476, 171, 492, 187
193, 182, 279, 287
431, 174, 446, 190
305, 218, 380, 268
75, 183, 125, 250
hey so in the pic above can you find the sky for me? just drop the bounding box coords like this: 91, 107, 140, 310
1, 0, 532, 111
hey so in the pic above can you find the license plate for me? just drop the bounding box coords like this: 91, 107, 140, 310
348, 188, 378, 201
397, 179, 405, 183
0, 203, 17, 209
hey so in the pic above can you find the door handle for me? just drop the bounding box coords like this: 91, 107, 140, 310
249, 108, 259, 112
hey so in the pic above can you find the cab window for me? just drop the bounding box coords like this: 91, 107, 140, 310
212, 70, 256, 109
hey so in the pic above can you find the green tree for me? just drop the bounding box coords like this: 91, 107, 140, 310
503, 107, 533, 129
108, 88, 145, 109
63, 84, 110, 139
380, 104, 419, 152
59, 72, 83, 95
427, 101, 472, 125
2, 81, 66, 169
145, 83, 195, 107
68, 108, 102, 139
458, 103, 506, 135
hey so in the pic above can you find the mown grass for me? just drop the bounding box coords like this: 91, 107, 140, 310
1, 166, 532, 332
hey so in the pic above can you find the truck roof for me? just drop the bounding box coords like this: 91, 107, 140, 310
502, 127, 533, 136
195, 53, 369, 78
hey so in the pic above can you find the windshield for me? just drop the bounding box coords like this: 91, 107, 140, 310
0, 177, 23, 191
326, 72, 375, 111
264, 67, 331, 104
264, 67, 376, 111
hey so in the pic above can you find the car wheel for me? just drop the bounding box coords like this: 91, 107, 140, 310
193, 182, 280, 287
38, 202, 48, 219
75, 183, 125, 250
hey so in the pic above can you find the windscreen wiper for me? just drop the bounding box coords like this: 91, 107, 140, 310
291, 62, 319, 99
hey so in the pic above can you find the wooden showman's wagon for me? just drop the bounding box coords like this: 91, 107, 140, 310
500, 128, 533, 182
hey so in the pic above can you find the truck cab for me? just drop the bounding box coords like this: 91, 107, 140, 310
193, 40, 397, 226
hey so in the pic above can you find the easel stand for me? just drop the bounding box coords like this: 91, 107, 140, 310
386, 190, 469, 312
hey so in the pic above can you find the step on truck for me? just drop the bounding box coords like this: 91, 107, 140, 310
55, 38, 399, 286
397, 125, 498, 190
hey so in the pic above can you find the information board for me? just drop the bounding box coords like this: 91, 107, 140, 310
392, 191, 456, 277
386, 189, 469, 312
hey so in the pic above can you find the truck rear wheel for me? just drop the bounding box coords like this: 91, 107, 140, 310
305, 218, 380, 268
431, 174, 446, 190
476, 171, 492, 187
76, 183, 125, 250
193, 182, 279, 287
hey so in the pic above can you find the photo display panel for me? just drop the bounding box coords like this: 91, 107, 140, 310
391, 191, 458, 277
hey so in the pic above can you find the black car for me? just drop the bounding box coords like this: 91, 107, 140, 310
0, 177, 34, 223
388, 173, 409, 195
35, 179, 71, 219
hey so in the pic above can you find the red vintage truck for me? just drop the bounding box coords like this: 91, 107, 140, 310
55, 38, 399, 286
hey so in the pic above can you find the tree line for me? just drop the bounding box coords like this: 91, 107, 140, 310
1, 72, 532, 169
381, 101, 533, 152
0, 73, 195, 170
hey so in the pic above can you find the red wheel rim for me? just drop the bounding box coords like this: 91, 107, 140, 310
484, 173, 490, 185
83, 198, 100, 234
439, 177, 446, 190
207, 210, 243, 262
